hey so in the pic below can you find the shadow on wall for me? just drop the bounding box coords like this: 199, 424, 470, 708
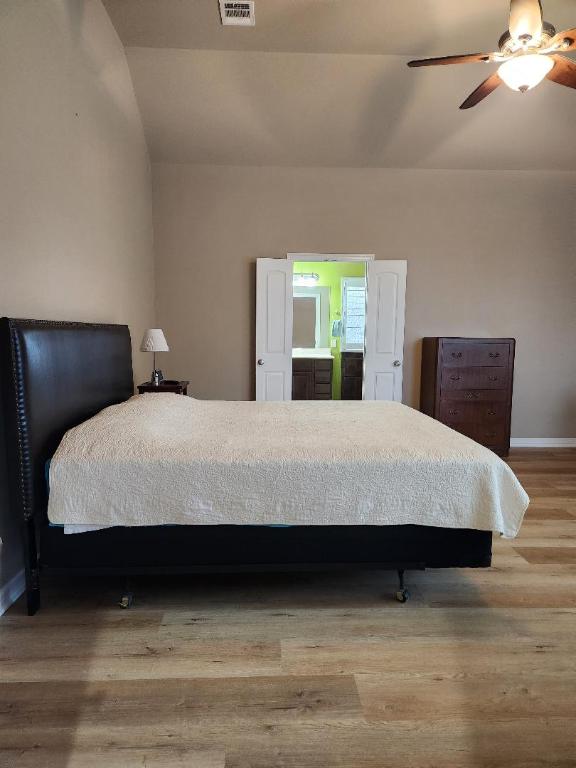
410, 338, 423, 409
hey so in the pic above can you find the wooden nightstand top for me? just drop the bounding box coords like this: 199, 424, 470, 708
137, 380, 189, 395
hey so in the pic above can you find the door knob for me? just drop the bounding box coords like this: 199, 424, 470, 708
393, 360, 402, 367
257, 359, 264, 366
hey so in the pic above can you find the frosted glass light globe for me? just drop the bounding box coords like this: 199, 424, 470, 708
498, 54, 554, 92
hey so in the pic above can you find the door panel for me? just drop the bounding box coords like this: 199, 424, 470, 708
266, 271, 288, 353
265, 371, 289, 401
373, 371, 395, 401
375, 272, 398, 354
364, 260, 407, 402
256, 259, 293, 401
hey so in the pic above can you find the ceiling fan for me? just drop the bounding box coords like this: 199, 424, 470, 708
407, 0, 576, 109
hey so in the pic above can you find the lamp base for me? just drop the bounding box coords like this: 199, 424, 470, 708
150, 369, 164, 385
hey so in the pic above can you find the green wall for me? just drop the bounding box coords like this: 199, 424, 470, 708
294, 261, 365, 399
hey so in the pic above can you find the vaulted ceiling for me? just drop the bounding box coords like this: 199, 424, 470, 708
103, 0, 576, 169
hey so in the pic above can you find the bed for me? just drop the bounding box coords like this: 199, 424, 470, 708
0, 318, 529, 615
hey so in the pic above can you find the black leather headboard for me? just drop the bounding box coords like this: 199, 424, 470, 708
0, 318, 133, 525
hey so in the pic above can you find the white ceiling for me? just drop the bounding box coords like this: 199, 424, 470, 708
104, 0, 576, 56
103, 0, 576, 169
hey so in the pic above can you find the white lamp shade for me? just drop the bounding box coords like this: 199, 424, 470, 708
140, 329, 169, 353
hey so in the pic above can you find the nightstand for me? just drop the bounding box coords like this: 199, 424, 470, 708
137, 380, 189, 395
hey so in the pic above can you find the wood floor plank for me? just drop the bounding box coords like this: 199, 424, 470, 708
356, 673, 576, 721
524, 508, 575, 520
515, 547, 576, 564
0, 674, 362, 729
2, 721, 575, 768
0, 747, 224, 768
281, 638, 575, 677
0, 639, 282, 683
424, 586, 576, 607
160, 603, 576, 641
515, 520, 576, 538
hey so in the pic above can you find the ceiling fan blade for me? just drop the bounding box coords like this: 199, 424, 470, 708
460, 72, 503, 109
549, 27, 576, 52
407, 52, 498, 67
547, 54, 576, 89
509, 0, 543, 42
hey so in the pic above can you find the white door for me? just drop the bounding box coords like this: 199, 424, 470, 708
255, 259, 293, 401
364, 260, 407, 402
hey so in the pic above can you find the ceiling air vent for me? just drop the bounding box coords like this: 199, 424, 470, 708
219, 1, 255, 26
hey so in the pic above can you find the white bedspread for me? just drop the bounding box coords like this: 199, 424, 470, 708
47, 394, 529, 537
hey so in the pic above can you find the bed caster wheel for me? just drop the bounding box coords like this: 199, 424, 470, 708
395, 589, 409, 603
118, 592, 134, 609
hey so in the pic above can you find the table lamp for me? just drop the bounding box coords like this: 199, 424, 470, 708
140, 329, 169, 384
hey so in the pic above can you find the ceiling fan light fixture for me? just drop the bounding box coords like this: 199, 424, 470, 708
498, 53, 554, 91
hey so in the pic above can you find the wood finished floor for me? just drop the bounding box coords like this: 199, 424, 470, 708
1, 448, 575, 767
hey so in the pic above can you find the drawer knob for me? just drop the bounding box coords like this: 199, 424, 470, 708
448, 409, 459, 416
451, 352, 462, 358
465, 392, 479, 399
489, 352, 500, 358
487, 410, 496, 416
450, 375, 461, 381
488, 376, 498, 382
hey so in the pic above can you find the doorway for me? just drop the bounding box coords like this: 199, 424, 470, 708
255, 255, 407, 402
292, 260, 367, 400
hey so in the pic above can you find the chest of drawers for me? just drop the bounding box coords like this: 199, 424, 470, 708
420, 337, 515, 456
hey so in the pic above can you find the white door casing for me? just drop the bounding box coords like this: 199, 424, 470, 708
255, 259, 293, 401
363, 260, 407, 402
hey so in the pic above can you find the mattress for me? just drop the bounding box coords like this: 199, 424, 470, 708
47, 394, 529, 537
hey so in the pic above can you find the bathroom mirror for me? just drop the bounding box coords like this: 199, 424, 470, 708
293, 285, 330, 349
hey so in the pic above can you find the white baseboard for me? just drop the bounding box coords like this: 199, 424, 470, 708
510, 438, 576, 448
0, 569, 25, 617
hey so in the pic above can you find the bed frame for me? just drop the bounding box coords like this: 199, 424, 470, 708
0, 318, 492, 615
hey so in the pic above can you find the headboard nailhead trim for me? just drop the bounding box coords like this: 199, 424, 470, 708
9, 321, 34, 522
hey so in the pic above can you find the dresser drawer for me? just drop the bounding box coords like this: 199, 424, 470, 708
314, 382, 332, 395
446, 420, 508, 447
439, 400, 506, 423
440, 399, 508, 447
442, 342, 510, 368
441, 366, 509, 391
314, 369, 332, 384
314, 359, 333, 371
293, 358, 313, 372
440, 389, 508, 403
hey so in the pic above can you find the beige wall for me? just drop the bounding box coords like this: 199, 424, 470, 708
0, 1, 155, 594
153, 163, 576, 438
